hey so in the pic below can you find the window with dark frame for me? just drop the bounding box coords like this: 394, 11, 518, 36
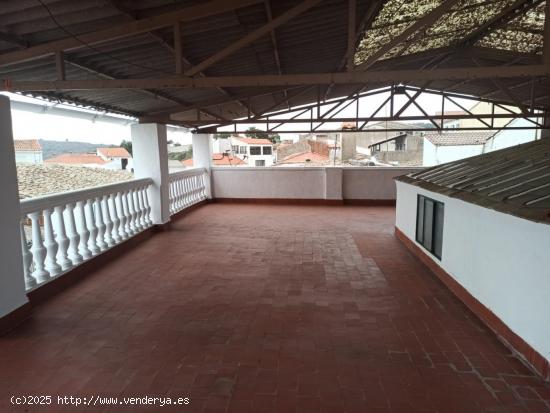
416, 195, 444, 259
262, 146, 272, 155
250, 146, 261, 155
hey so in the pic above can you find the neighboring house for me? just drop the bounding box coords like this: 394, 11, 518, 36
45, 153, 108, 167
356, 121, 423, 155
97, 147, 133, 170
14, 139, 43, 164
369, 133, 424, 166
422, 131, 495, 166
230, 137, 274, 166
277, 151, 330, 166
182, 153, 246, 167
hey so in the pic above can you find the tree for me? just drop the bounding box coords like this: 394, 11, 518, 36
244, 127, 280, 144
215, 132, 232, 140
120, 139, 132, 155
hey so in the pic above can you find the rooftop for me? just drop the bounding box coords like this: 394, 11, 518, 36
182, 153, 246, 166
44, 153, 108, 165
13, 139, 41, 152
97, 147, 132, 158
397, 138, 550, 223
279, 150, 331, 165
2, 204, 549, 411
16, 164, 132, 199
233, 137, 273, 145
424, 131, 497, 146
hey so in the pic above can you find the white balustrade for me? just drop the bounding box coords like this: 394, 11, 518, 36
168, 168, 208, 215
19, 178, 154, 291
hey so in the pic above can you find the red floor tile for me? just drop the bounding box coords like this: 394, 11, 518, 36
1, 204, 549, 413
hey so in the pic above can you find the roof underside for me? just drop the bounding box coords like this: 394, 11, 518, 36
0, 0, 549, 126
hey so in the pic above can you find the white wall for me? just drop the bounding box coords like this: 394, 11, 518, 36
396, 181, 550, 365
343, 167, 423, 200
212, 167, 326, 199
423, 140, 482, 166
15, 151, 43, 164
212, 167, 423, 200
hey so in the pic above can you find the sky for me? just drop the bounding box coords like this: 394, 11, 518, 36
1, 92, 192, 145
2, 88, 531, 143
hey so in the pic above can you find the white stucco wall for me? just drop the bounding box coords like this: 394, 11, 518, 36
212, 167, 423, 200
212, 167, 326, 199
15, 151, 42, 164
343, 167, 423, 200
396, 180, 550, 364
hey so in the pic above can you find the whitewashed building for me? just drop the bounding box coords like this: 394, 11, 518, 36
14, 139, 43, 164
97, 147, 133, 170
230, 136, 274, 166
395, 138, 550, 376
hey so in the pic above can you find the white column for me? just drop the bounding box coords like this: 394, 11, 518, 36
324, 167, 343, 201
192, 133, 213, 199
0, 96, 29, 318
132, 123, 170, 225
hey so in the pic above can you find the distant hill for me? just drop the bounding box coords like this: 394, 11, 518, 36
39, 139, 118, 160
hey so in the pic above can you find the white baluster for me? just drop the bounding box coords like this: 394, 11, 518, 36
20, 219, 36, 289
115, 192, 128, 240
42, 208, 62, 276
142, 187, 152, 226
85, 199, 99, 256
102, 195, 115, 247
200, 173, 206, 199
94, 197, 107, 251
126, 190, 138, 234
132, 189, 143, 231
139, 186, 149, 227
75, 200, 92, 260
183, 177, 190, 207
169, 181, 175, 215
28, 211, 49, 283
178, 178, 185, 210
53, 205, 72, 271
109, 193, 122, 243
121, 191, 133, 237
64, 203, 83, 265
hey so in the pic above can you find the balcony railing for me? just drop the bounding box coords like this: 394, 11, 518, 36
19, 178, 154, 291
168, 168, 208, 215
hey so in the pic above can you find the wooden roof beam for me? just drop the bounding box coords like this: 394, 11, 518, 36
4, 65, 548, 91
183, 0, 323, 77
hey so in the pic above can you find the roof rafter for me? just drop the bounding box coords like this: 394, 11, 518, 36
0, 0, 263, 67
183, 0, 323, 77
355, 0, 462, 71
5, 65, 548, 91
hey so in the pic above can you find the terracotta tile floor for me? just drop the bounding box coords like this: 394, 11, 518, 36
1, 204, 549, 413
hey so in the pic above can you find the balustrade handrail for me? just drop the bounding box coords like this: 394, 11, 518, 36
20, 177, 153, 216
169, 167, 207, 181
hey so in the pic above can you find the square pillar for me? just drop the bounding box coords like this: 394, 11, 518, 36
324, 167, 343, 201
131, 123, 170, 225
0, 96, 29, 320
192, 133, 213, 199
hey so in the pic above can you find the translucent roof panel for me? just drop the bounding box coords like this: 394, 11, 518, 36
476, 1, 545, 54
355, 0, 536, 65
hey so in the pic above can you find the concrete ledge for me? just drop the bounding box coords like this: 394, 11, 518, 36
213, 198, 344, 206
0, 302, 32, 336
395, 226, 550, 382
344, 199, 396, 206
28, 227, 156, 305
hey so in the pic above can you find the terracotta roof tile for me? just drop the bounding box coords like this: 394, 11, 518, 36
279, 151, 330, 164
14, 139, 41, 152
424, 131, 496, 146
45, 153, 107, 165
182, 153, 246, 166
233, 137, 273, 145
97, 147, 131, 158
